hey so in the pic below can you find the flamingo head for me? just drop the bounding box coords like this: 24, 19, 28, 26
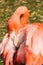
7, 6, 29, 33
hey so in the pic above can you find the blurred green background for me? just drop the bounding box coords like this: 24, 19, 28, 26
0, 0, 43, 65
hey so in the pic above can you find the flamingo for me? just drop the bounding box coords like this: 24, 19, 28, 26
25, 23, 43, 65
7, 5, 43, 65
0, 6, 43, 65
1, 6, 43, 65
7, 6, 29, 34
13, 22, 43, 65
0, 6, 29, 65
0, 29, 26, 65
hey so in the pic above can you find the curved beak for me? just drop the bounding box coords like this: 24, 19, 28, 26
10, 31, 19, 47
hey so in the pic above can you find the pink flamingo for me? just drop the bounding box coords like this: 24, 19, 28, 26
0, 6, 43, 65
0, 6, 29, 65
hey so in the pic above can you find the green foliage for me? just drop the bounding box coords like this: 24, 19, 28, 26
0, 58, 3, 65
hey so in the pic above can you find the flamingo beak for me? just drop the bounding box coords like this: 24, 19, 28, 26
10, 31, 19, 47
